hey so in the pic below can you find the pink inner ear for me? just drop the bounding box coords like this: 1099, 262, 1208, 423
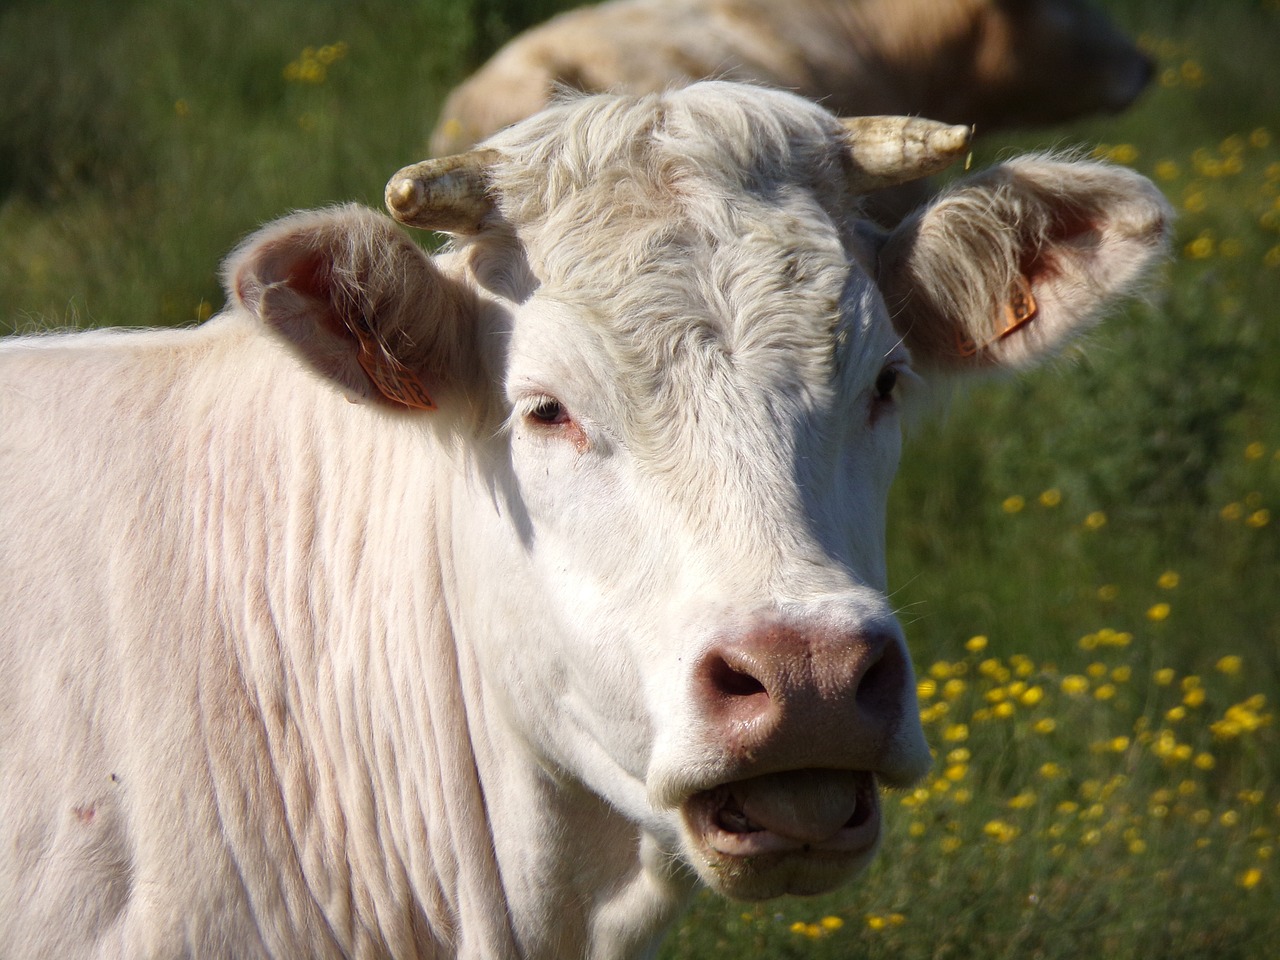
1022, 205, 1101, 286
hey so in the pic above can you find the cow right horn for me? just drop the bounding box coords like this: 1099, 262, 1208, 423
840, 117, 972, 192
385, 149, 499, 234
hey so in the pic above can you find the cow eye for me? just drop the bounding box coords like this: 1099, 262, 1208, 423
874, 367, 899, 401
527, 396, 569, 425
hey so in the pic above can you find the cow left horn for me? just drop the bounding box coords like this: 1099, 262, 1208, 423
840, 117, 972, 192
385, 149, 499, 234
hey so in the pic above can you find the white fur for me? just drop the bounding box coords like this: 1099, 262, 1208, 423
0, 83, 1169, 959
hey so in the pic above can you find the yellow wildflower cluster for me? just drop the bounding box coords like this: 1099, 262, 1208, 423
284, 42, 350, 84
788, 915, 847, 938
904, 625, 1276, 892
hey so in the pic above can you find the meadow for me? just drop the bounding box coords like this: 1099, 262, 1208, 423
1, 0, 1277, 956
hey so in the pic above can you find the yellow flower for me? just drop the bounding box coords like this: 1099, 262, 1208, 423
1183, 687, 1206, 708
1216, 655, 1243, 676
943, 724, 969, 742
1154, 160, 1180, 181
1154, 668, 1176, 686
943, 678, 967, 700
866, 915, 887, 931
984, 819, 1020, 843
1239, 868, 1263, 890
1147, 603, 1172, 622
1083, 511, 1108, 531
1039, 488, 1062, 507
993, 701, 1015, 719
1039, 762, 1063, 779
1061, 675, 1090, 696
1033, 718, 1057, 734
1185, 233, 1215, 259
1109, 736, 1131, 752
917, 678, 937, 699
1194, 752, 1215, 770
965, 634, 989, 653
1157, 570, 1181, 589
1246, 509, 1271, 528
1020, 686, 1045, 707
1094, 684, 1117, 701
1003, 495, 1026, 514
1112, 666, 1132, 683
821, 916, 844, 931
940, 836, 962, 854
1245, 441, 1267, 460
1008, 791, 1037, 810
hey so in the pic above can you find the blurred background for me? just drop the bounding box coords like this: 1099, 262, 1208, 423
1, 0, 1276, 955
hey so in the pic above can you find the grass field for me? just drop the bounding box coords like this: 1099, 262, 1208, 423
2, 0, 1277, 956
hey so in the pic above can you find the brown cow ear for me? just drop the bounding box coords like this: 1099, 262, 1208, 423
877, 157, 1172, 372
226, 204, 481, 410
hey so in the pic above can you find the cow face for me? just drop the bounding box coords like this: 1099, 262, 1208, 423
238, 84, 1168, 901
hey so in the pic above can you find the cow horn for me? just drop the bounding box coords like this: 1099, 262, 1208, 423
384, 149, 499, 234
840, 117, 972, 191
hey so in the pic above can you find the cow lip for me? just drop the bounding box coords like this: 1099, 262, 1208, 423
683, 769, 880, 859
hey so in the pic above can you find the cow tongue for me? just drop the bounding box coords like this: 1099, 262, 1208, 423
734, 770, 862, 844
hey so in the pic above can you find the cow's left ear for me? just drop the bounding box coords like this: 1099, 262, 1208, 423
877, 157, 1172, 372
225, 203, 482, 410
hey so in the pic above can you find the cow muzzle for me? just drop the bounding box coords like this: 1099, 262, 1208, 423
668, 616, 929, 899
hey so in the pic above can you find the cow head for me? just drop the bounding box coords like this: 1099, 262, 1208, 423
230, 83, 1169, 903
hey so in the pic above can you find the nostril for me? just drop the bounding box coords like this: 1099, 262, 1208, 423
853, 633, 906, 715
705, 652, 768, 700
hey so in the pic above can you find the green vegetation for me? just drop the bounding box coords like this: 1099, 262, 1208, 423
2, 0, 1276, 956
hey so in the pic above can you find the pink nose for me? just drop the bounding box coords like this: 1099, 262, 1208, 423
694, 619, 916, 779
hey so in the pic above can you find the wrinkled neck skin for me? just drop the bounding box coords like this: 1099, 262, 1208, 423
205, 325, 692, 960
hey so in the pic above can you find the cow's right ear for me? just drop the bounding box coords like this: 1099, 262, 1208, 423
225, 204, 481, 410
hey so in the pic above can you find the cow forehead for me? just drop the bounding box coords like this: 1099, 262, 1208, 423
478, 86, 903, 414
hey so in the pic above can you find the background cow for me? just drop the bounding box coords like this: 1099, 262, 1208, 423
0, 84, 1169, 958
430, 0, 1154, 156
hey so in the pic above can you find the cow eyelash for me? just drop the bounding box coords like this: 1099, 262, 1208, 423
524, 395, 571, 426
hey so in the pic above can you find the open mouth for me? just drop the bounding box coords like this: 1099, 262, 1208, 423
684, 769, 880, 858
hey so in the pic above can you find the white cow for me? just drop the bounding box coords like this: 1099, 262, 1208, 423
0, 83, 1169, 959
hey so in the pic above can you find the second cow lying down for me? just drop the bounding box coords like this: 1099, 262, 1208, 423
0, 83, 1169, 958
431, 0, 1154, 155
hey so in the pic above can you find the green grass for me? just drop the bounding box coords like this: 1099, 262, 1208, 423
2, 0, 1277, 956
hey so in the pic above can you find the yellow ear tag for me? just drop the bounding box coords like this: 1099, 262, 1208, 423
954, 278, 1039, 358
1001, 277, 1038, 337
348, 322, 436, 411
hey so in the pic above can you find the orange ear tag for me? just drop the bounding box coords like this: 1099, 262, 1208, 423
349, 325, 436, 411
954, 278, 1039, 358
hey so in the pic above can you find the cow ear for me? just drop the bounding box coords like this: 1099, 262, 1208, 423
225, 204, 481, 410
877, 158, 1172, 372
